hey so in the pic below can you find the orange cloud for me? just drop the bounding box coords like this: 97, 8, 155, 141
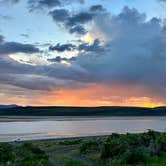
39, 84, 164, 107
2, 83, 163, 107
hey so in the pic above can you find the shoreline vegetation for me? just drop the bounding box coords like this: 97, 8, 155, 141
0, 131, 166, 166
0, 106, 166, 116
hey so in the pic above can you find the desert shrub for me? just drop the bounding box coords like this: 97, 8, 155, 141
122, 149, 148, 165
141, 130, 160, 147
147, 140, 161, 156
18, 155, 52, 166
141, 155, 166, 166
22, 142, 48, 159
64, 157, 89, 166
101, 139, 128, 159
0, 143, 15, 162
106, 133, 121, 142
146, 130, 160, 140
107, 158, 124, 166
100, 142, 111, 159
16, 143, 51, 166
122, 133, 143, 148
80, 140, 99, 154
157, 134, 166, 152
58, 139, 81, 145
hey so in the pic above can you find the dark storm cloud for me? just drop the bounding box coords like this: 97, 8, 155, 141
28, 0, 84, 11
0, 57, 88, 91
49, 39, 103, 52
1, 6, 166, 101
0, 58, 35, 75
0, 35, 4, 43
49, 43, 76, 52
72, 7, 166, 97
28, 0, 61, 11
49, 6, 104, 35
0, 73, 60, 91
0, 41, 40, 55
69, 25, 87, 35
48, 56, 76, 62
78, 39, 104, 52
90, 5, 105, 12
66, 12, 94, 26
49, 9, 92, 35
49, 9, 69, 22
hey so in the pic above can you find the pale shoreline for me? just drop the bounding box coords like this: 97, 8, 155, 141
0, 116, 166, 122
0, 134, 110, 143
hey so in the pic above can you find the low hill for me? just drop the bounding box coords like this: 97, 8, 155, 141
0, 105, 18, 109
0, 106, 166, 116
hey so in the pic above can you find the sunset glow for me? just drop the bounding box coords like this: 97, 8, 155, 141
30, 84, 164, 107
0, 0, 166, 107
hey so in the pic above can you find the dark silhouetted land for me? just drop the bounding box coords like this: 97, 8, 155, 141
0, 106, 166, 116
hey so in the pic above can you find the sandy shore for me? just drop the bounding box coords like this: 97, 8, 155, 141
0, 132, 110, 143
0, 116, 165, 122
0, 116, 103, 122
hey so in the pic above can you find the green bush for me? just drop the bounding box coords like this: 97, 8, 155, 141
141, 130, 160, 147
122, 149, 148, 165
0, 142, 51, 165
58, 139, 82, 145
157, 134, 166, 152
101, 139, 128, 159
0, 131, 165, 166
18, 155, 52, 166
80, 140, 99, 154
64, 157, 89, 166
22, 142, 49, 159
0, 143, 15, 162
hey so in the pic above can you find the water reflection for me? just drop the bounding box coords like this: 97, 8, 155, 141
0, 117, 165, 142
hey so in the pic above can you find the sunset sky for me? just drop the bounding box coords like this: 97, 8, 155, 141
0, 0, 166, 107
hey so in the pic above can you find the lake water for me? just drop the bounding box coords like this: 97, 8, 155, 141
0, 116, 166, 142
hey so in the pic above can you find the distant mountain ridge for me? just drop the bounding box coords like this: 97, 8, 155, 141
0, 104, 18, 109
0, 106, 166, 116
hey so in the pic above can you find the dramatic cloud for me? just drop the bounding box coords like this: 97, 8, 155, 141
2, 7, 166, 91
0, 35, 4, 43
0, 57, 88, 92
49, 39, 103, 52
49, 5, 105, 34
78, 39, 104, 52
49, 9, 69, 22
73, 7, 166, 97
90, 5, 105, 12
0, 53, 96, 91
1, 5, 166, 106
49, 43, 76, 52
66, 12, 94, 26
48, 56, 76, 62
0, 41, 40, 56
28, 0, 84, 11
69, 25, 87, 35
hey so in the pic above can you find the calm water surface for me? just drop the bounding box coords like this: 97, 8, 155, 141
0, 116, 166, 142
